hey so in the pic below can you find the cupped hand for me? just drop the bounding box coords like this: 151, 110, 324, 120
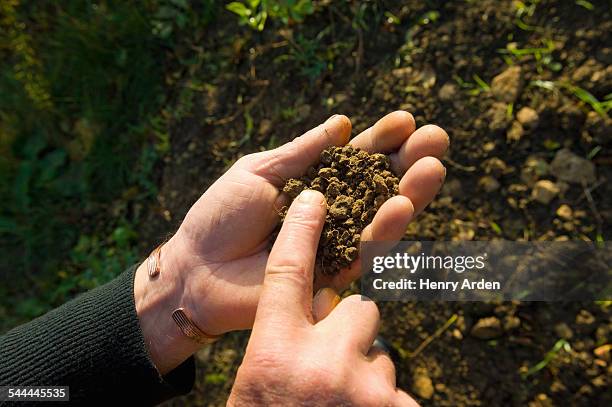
228, 189, 419, 406
136, 112, 447, 373
168, 112, 447, 335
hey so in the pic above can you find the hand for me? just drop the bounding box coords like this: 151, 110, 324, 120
228, 189, 418, 406
134, 112, 448, 373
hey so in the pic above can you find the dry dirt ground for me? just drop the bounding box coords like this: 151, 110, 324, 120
149, 1, 610, 405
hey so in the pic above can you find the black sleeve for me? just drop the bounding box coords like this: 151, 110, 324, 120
0, 265, 195, 405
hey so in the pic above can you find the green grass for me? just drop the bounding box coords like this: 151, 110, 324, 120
0, 0, 218, 331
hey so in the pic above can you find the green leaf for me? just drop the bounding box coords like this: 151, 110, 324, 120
575, 0, 594, 10
226, 2, 251, 18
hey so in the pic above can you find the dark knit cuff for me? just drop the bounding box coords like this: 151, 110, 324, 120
0, 265, 195, 405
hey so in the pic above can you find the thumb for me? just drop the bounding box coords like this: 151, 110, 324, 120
253, 190, 327, 331
254, 115, 351, 186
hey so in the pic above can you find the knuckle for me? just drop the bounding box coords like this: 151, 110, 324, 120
284, 210, 323, 230
345, 294, 381, 321
265, 263, 310, 286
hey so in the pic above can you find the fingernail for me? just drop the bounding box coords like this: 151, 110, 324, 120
298, 189, 323, 204
313, 287, 341, 321
325, 114, 339, 123
314, 287, 341, 304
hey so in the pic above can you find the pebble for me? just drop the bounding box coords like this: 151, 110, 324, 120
470, 317, 502, 339
507, 120, 525, 141
556, 204, 573, 220
594, 344, 611, 361
550, 149, 596, 184
438, 82, 458, 101
516, 107, 539, 130
576, 309, 595, 326
478, 176, 500, 193
491, 66, 524, 103
531, 180, 560, 204
412, 369, 434, 399
487, 102, 512, 132
521, 156, 549, 186
503, 315, 521, 331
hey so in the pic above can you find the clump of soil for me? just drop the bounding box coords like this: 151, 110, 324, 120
278, 145, 399, 275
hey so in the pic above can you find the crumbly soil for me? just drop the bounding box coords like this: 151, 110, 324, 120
151, 1, 611, 406
278, 145, 399, 275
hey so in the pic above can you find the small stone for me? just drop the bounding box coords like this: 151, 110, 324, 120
594, 344, 611, 361
576, 309, 595, 326
438, 82, 458, 101
471, 317, 502, 339
487, 102, 512, 132
529, 393, 553, 407
507, 120, 525, 142
412, 369, 434, 399
482, 157, 508, 176
556, 204, 573, 220
452, 328, 463, 340
532, 180, 560, 204
503, 315, 521, 331
491, 66, 524, 103
521, 156, 549, 186
550, 149, 596, 184
554, 322, 574, 340
516, 107, 539, 130
478, 176, 500, 193
483, 141, 496, 152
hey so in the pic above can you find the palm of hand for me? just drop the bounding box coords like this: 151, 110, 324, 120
171, 112, 448, 335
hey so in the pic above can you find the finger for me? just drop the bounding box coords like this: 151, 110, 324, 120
312, 287, 341, 322
319, 295, 380, 354
349, 111, 416, 153
394, 390, 420, 407
389, 124, 449, 174
361, 195, 414, 242
248, 115, 351, 186
255, 190, 327, 328
367, 347, 397, 387
399, 156, 445, 215
317, 196, 414, 291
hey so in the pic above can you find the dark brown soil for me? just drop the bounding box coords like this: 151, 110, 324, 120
151, 1, 611, 406
279, 145, 399, 275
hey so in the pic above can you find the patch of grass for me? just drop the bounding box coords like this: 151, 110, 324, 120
275, 32, 328, 80
513, 0, 542, 31
226, 0, 314, 31
453, 74, 490, 96
521, 338, 571, 378
0, 0, 217, 331
499, 39, 561, 73
531, 80, 612, 116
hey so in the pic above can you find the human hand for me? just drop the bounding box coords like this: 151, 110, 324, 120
135, 112, 448, 373
228, 189, 418, 406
